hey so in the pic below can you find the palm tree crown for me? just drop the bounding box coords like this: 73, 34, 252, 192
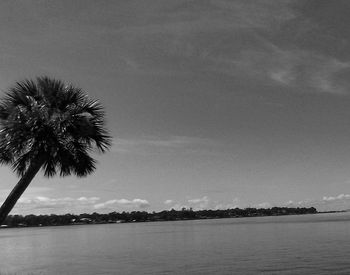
0, 76, 111, 177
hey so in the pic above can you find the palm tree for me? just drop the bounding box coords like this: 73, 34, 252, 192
0, 76, 111, 225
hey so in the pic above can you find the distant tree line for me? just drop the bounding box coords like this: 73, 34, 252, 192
1, 207, 317, 228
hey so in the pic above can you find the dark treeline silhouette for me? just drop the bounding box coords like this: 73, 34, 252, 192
2, 207, 317, 228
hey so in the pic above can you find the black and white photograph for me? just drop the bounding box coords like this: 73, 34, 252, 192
0, 0, 350, 274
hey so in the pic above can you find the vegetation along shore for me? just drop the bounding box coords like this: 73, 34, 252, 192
1, 207, 317, 228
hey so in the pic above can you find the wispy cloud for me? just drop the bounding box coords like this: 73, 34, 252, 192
94, 198, 150, 211
252, 202, 273, 209
166, 194, 350, 212
111, 1, 298, 76
112, 1, 350, 95
165, 196, 241, 211
285, 194, 350, 211
188, 196, 210, 209
0, 186, 53, 199
163, 196, 210, 211
116, 0, 295, 37
323, 194, 350, 201
213, 198, 240, 210
12, 196, 100, 215
164, 199, 174, 205
265, 49, 350, 94
112, 136, 217, 155
11, 196, 151, 215
218, 35, 350, 95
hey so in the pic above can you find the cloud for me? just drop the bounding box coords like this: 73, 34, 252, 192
94, 198, 150, 210
11, 196, 151, 214
166, 203, 189, 211
322, 194, 350, 202
13, 196, 100, 214
112, 136, 217, 155
77, 196, 100, 202
168, 196, 239, 210
188, 196, 209, 204
0, 187, 53, 200
253, 202, 273, 209
109, 1, 350, 95
165, 196, 242, 211
110, 1, 298, 77
224, 36, 350, 95
213, 198, 240, 210
285, 194, 350, 211
114, 136, 205, 148
266, 50, 350, 94
188, 196, 210, 210
163, 197, 206, 211
17, 196, 100, 206
119, 1, 295, 37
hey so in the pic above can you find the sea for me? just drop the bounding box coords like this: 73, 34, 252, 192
1, 212, 350, 275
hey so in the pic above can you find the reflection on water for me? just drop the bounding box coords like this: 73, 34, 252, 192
1, 212, 350, 274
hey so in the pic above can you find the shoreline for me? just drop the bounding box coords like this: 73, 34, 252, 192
1, 206, 320, 229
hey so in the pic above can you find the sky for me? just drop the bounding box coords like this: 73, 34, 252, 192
1, 0, 350, 214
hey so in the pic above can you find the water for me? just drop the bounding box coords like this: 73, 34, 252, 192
1, 212, 350, 274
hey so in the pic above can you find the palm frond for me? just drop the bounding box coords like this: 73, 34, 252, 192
0, 76, 111, 178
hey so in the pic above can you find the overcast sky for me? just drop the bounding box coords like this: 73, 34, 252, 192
1, 0, 350, 214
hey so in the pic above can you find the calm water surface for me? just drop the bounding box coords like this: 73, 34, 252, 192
1, 212, 350, 274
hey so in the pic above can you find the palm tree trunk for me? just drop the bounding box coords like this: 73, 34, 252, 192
0, 157, 45, 225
